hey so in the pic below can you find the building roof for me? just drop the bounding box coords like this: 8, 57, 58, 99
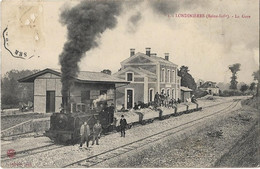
180, 86, 193, 92
113, 66, 157, 78
18, 68, 130, 84
199, 81, 219, 88
121, 52, 178, 67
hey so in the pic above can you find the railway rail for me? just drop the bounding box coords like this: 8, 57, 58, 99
64, 99, 240, 168
1, 143, 64, 162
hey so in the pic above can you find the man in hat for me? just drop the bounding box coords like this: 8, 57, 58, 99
92, 120, 102, 145
120, 115, 127, 137
79, 121, 90, 148
191, 95, 197, 104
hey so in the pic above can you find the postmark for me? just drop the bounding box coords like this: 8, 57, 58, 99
7, 149, 16, 158
2, 4, 44, 59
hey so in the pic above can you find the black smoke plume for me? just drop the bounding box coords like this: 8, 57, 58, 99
59, 1, 122, 98
127, 11, 142, 33
149, 0, 180, 15
149, 0, 210, 16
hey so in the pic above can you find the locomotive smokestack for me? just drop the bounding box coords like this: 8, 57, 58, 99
62, 92, 71, 113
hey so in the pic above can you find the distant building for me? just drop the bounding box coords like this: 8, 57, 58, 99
19, 68, 128, 113
199, 81, 219, 95
114, 48, 181, 109
197, 79, 205, 88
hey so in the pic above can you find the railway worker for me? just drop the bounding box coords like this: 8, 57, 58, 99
154, 92, 160, 108
108, 103, 115, 124
120, 115, 127, 137
92, 120, 102, 145
59, 104, 64, 113
121, 104, 125, 111
165, 94, 170, 108
191, 95, 197, 104
79, 121, 90, 148
160, 93, 164, 107
133, 102, 139, 110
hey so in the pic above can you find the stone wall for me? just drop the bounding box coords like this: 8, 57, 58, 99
1, 118, 50, 138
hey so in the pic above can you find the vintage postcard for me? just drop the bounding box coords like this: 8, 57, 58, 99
1, 0, 259, 168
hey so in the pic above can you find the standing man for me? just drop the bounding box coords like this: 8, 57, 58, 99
79, 121, 90, 148
154, 92, 160, 108
120, 115, 127, 137
92, 120, 102, 145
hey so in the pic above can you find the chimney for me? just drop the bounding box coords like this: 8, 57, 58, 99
145, 47, 151, 57
130, 48, 135, 57
165, 53, 169, 61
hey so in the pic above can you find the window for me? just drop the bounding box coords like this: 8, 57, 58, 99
100, 90, 107, 95
172, 70, 175, 83
126, 72, 133, 81
81, 91, 90, 103
167, 69, 170, 82
167, 89, 170, 97
161, 68, 165, 82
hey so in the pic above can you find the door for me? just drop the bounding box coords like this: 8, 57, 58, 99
149, 89, 153, 102
46, 91, 55, 113
126, 90, 133, 109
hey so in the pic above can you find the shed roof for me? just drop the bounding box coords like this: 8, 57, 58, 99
18, 68, 129, 84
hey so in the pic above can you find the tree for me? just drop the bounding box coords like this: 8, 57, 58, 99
252, 70, 260, 81
229, 63, 241, 90
249, 82, 256, 91
240, 84, 248, 93
101, 69, 112, 75
252, 69, 260, 96
1, 69, 39, 109
178, 66, 197, 91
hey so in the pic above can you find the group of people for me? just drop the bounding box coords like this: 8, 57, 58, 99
79, 120, 102, 148
79, 115, 128, 148
154, 92, 181, 108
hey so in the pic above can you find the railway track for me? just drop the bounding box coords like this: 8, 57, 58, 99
64, 99, 240, 168
1, 143, 64, 162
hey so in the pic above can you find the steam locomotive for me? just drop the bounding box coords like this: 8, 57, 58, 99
45, 100, 115, 144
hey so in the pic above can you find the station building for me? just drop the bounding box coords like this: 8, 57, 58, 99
18, 68, 128, 113
113, 48, 182, 109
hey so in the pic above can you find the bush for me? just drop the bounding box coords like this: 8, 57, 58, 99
219, 90, 243, 97
1, 94, 20, 108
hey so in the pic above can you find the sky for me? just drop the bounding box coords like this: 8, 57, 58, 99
1, 0, 259, 84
